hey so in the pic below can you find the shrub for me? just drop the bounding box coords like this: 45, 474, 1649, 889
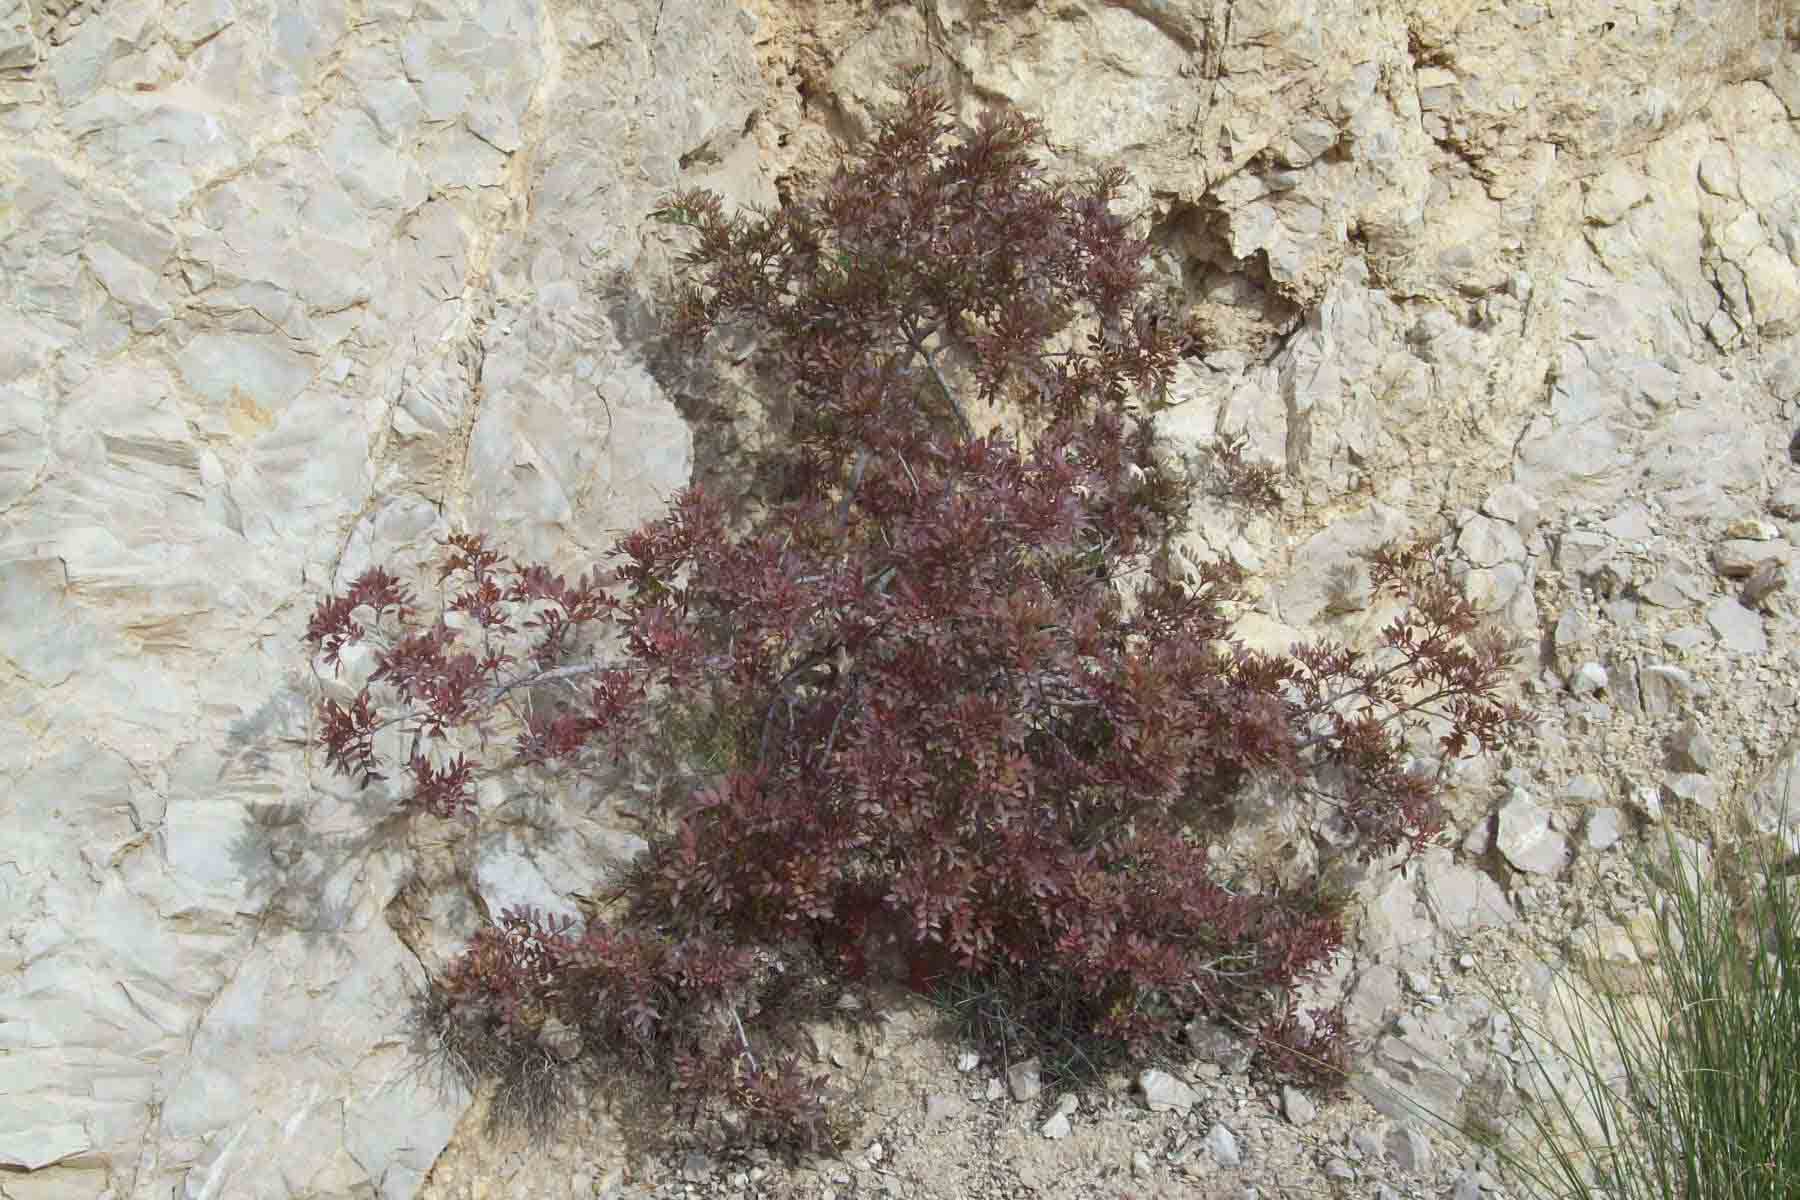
305, 71, 1528, 1150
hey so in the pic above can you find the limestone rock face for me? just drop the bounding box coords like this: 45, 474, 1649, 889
1, 0, 742, 1195
2, 0, 1797, 1194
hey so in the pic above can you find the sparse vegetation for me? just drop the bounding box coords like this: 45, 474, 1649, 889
304, 71, 1528, 1152
1448, 820, 1800, 1200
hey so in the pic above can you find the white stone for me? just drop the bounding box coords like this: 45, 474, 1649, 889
1008, 1057, 1043, 1102
1420, 851, 1514, 932
1743, 245, 1800, 336
1480, 483, 1542, 536
1496, 790, 1569, 875
1586, 807, 1625, 851
1639, 664, 1704, 716
1040, 1093, 1078, 1139
1281, 1086, 1318, 1125
1138, 1069, 1200, 1113
1569, 661, 1608, 695
1458, 515, 1526, 567
1706, 598, 1768, 655
1585, 165, 1650, 224
1204, 1123, 1242, 1167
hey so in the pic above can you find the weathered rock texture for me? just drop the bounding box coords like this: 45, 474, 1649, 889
1, 0, 1796, 1196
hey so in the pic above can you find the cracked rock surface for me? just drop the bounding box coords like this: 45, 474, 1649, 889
2, 0, 1798, 1196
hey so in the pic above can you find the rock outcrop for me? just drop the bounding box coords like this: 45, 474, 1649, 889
2, 0, 1796, 1195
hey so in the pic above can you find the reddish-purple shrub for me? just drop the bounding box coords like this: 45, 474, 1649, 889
307, 72, 1528, 1148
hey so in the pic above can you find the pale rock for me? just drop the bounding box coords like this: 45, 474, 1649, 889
1275, 504, 1410, 625
1663, 626, 1710, 656
1552, 607, 1595, 671
1747, 747, 1800, 857
1385, 1121, 1434, 1173
1229, 536, 1264, 572
0, 0, 750, 1191
1742, 245, 1800, 336
475, 830, 586, 929
1698, 147, 1741, 197
1723, 517, 1781, 540
1458, 515, 1526, 567
4, 0, 1798, 1190
1480, 483, 1541, 537
1622, 908, 1666, 961
1464, 561, 1526, 613
1576, 921, 1651, 991
1496, 790, 1569, 875
1040, 1096, 1076, 1140
1420, 851, 1514, 933
1555, 530, 1615, 576
1600, 505, 1655, 542
1585, 165, 1650, 225
1666, 773, 1718, 812
1363, 1013, 1468, 1120
1716, 209, 1768, 261
1742, 558, 1790, 611
1348, 963, 1405, 1033
1639, 664, 1705, 716
1364, 869, 1437, 969
1667, 718, 1716, 772
1462, 815, 1494, 857
1631, 784, 1666, 824
1204, 1123, 1242, 1167
1649, 834, 1713, 895
1770, 483, 1800, 519
1569, 661, 1608, 696
1009, 1058, 1043, 1102
1706, 597, 1768, 654
1277, 118, 1340, 167
1586, 807, 1625, 852
1564, 774, 1606, 803
1569, 700, 1613, 732
0, 1122, 91, 1171
1447, 1173, 1490, 1200
1281, 1086, 1318, 1125
1712, 538, 1788, 577
1639, 567, 1710, 608
0, 0, 36, 69
1187, 1020, 1254, 1073
1138, 1069, 1199, 1113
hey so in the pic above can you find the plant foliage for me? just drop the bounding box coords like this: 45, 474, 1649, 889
1451, 819, 1800, 1200
305, 71, 1528, 1151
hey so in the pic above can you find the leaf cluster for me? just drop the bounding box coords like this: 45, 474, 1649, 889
307, 73, 1529, 1151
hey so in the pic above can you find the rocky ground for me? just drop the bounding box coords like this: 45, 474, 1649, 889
4, 0, 1797, 1196
411, 363, 1800, 1200
408, 6, 1800, 1187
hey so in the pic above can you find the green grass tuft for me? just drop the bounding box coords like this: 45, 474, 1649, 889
1474, 821, 1800, 1200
